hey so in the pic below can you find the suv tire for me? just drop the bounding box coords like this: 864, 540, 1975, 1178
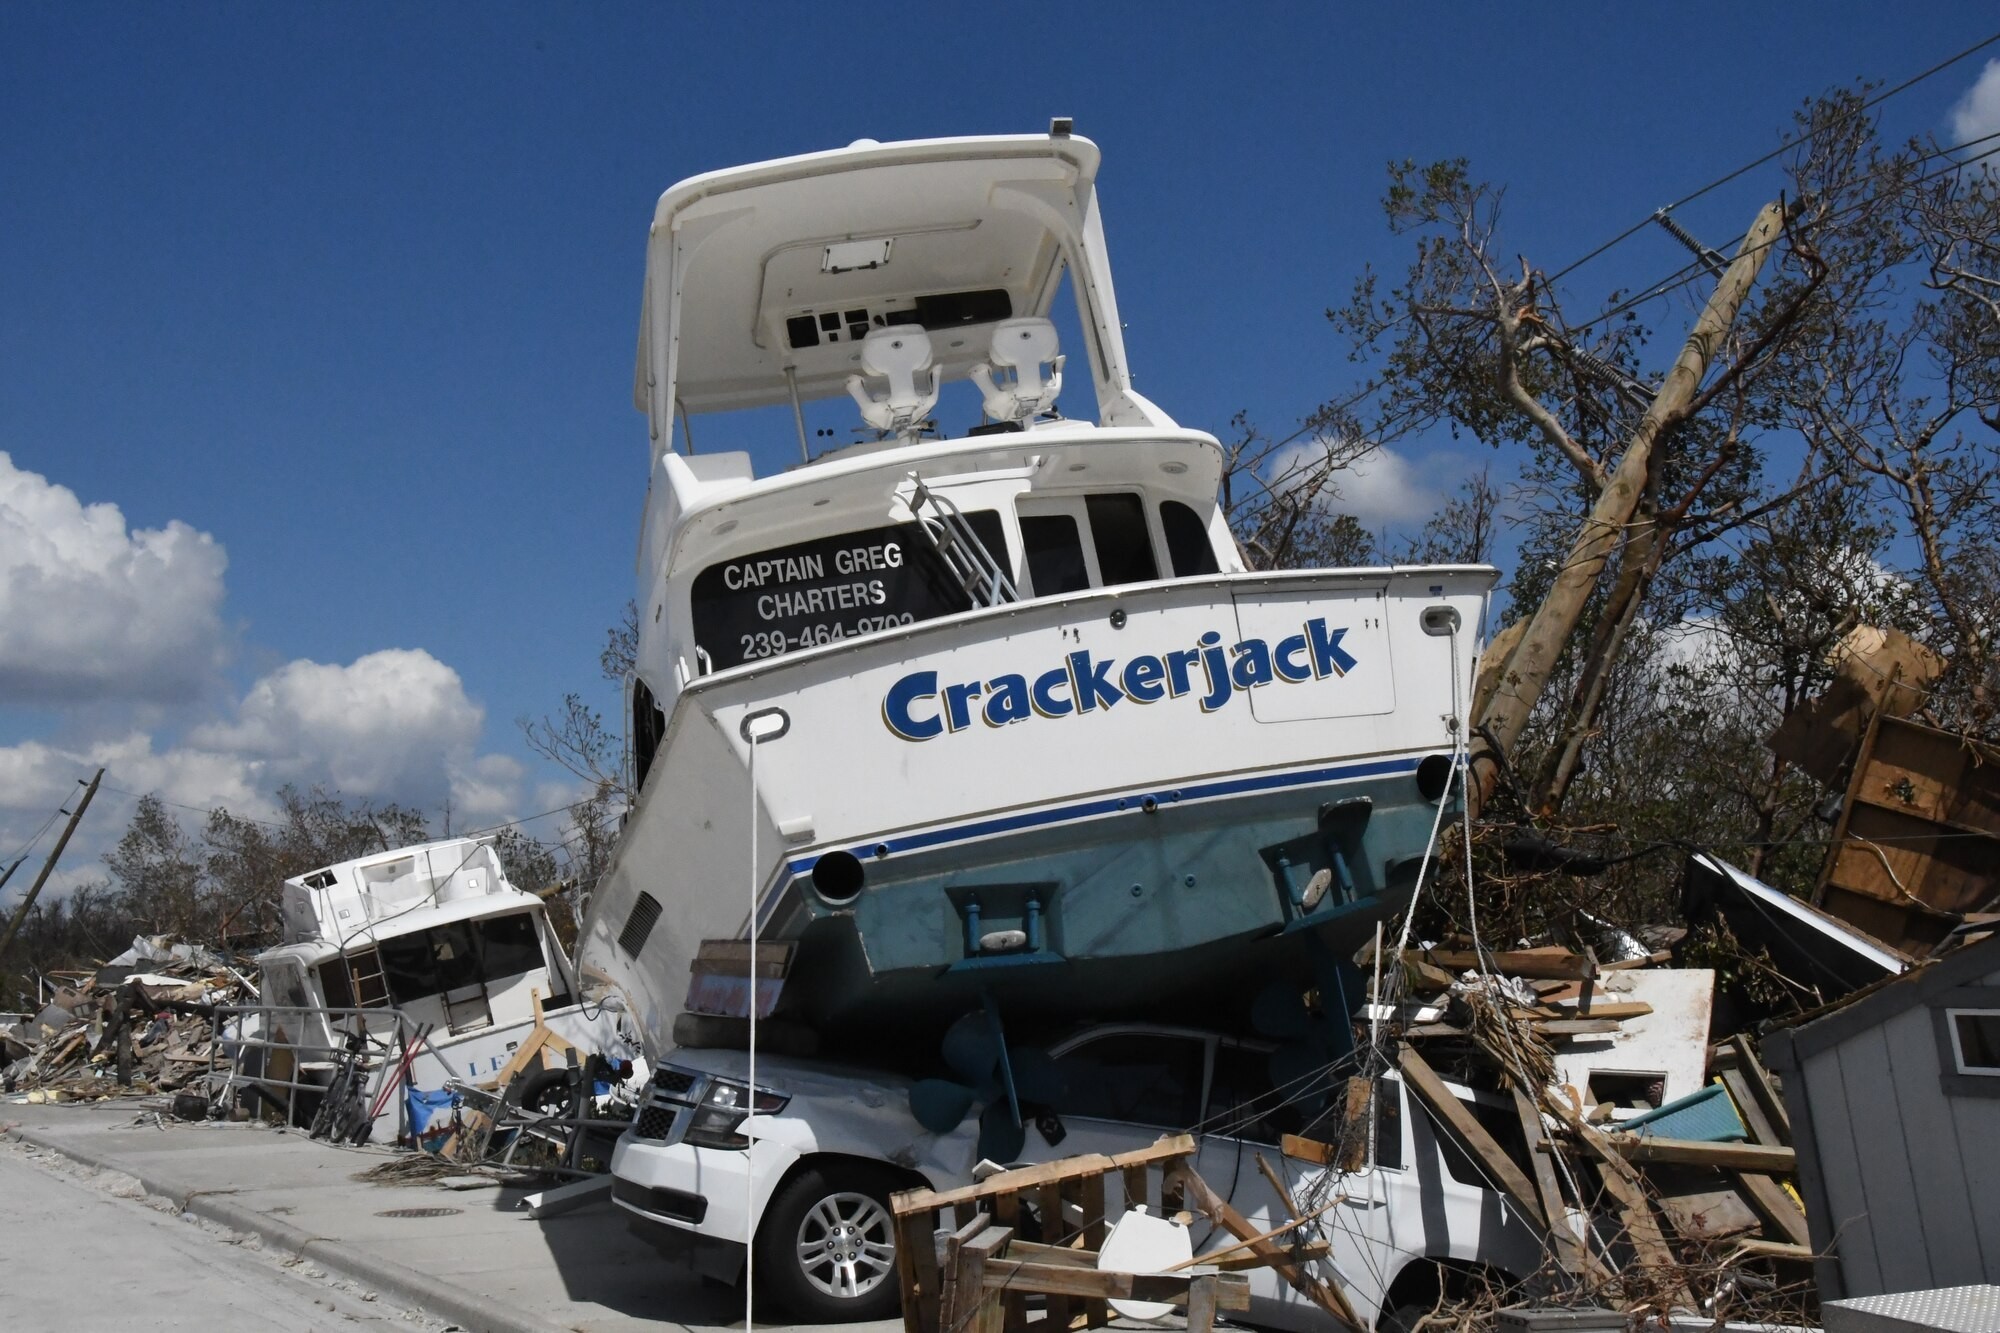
755, 1162, 903, 1322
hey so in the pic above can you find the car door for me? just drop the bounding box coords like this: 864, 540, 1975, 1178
1198, 1050, 1412, 1330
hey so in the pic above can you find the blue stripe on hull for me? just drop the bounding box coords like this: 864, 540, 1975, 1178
780, 753, 1421, 880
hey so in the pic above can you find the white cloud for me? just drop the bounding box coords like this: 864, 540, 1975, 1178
0, 649, 531, 892
188, 648, 510, 817
1950, 58, 2000, 146
1265, 439, 1439, 527
0, 452, 228, 705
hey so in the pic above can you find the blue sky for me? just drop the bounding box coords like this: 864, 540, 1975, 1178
2, 4, 1996, 889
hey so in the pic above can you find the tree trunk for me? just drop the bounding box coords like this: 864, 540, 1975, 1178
1469, 201, 1788, 816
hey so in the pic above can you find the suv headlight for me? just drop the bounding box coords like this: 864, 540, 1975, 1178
682, 1078, 790, 1150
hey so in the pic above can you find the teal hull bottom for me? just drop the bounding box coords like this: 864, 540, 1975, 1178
755, 755, 1450, 1051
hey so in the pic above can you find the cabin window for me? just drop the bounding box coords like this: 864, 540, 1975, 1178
1084, 493, 1159, 586
375, 914, 545, 1005
1050, 1031, 1204, 1129
632, 677, 666, 792
690, 513, 1005, 670
1160, 501, 1220, 577
1205, 1041, 1303, 1143
1947, 1009, 2000, 1075
1021, 514, 1090, 596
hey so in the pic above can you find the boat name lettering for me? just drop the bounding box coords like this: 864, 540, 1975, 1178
881, 618, 1359, 741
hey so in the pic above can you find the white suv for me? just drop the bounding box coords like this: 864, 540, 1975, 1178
611, 1024, 1543, 1327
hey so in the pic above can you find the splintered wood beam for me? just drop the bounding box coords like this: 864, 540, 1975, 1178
1167, 1160, 1364, 1331
1565, 1113, 1692, 1310
1395, 1046, 1547, 1228
1511, 1086, 1599, 1279
1718, 1069, 1811, 1248
1603, 1135, 1795, 1173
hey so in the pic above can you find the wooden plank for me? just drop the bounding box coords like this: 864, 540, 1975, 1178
1167, 1197, 1345, 1270
1121, 1162, 1148, 1213
942, 1224, 1010, 1333
1657, 1188, 1760, 1240
1186, 1274, 1220, 1333
1281, 1133, 1336, 1167
1075, 1169, 1109, 1327
1396, 1046, 1546, 1227
1511, 1086, 1591, 1277
1736, 1169, 1811, 1248
1729, 1034, 1790, 1141
1549, 1001, 1653, 1020
992, 1191, 1026, 1331
1578, 1130, 1692, 1309
1106, 1133, 1199, 1167
895, 1208, 933, 1333
1416, 945, 1592, 979
900, 1153, 1119, 1213
1167, 1160, 1363, 1331
1536, 1019, 1625, 1037
1603, 1135, 1795, 1173
978, 1260, 1250, 1309
1718, 1069, 1780, 1147
995, 1238, 1096, 1268
1718, 1065, 1812, 1249
936, 1214, 992, 1333
1035, 1180, 1070, 1333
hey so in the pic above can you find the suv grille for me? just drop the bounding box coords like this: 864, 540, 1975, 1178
630, 1066, 706, 1143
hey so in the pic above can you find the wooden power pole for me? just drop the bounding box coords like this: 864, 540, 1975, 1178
1468, 201, 1791, 816
0, 768, 106, 962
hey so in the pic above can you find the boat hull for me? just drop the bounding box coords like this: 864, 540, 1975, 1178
578, 566, 1490, 1055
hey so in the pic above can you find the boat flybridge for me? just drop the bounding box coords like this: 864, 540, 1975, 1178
577, 129, 1494, 1059
255, 837, 635, 1132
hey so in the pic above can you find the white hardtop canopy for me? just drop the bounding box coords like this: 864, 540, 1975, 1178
634, 130, 1164, 447
279, 836, 533, 948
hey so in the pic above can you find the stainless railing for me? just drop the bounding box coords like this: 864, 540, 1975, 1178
207, 1001, 440, 1136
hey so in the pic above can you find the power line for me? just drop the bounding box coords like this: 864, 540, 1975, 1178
1566, 130, 2000, 339
1544, 27, 2000, 288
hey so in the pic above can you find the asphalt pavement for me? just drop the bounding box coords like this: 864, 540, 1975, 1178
0, 1133, 445, 1331
1, 1102, 885, 1333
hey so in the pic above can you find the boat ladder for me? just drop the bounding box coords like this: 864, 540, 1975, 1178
908, 474, 1018, 609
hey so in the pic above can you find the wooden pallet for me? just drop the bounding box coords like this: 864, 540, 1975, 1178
891, 1133, 1361, 1333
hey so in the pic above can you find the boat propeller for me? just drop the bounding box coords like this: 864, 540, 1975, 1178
908, 1001, 1064, 1162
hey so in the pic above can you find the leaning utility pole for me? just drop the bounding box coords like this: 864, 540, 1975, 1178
1468, 201, 1790, 816
0, 768, 106, 961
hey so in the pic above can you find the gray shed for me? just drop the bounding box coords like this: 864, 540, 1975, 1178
1762, 932, 2000, 1300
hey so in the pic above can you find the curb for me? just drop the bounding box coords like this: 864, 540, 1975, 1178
3, 1121, 572, 1333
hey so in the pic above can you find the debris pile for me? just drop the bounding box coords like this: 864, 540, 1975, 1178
1354, 934, 1815, 1326
2, 934, 252, 1106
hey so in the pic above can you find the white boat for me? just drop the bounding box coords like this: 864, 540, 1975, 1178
254, 837, 637, 1134
577, 130, 1493, 1059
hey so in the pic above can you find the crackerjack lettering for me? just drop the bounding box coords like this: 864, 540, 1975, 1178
882, 618, 1359, 741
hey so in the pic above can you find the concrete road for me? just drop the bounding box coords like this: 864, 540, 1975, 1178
0, 1137, 444, 1332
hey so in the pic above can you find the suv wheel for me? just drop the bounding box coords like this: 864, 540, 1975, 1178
755, 1163, 902, 1322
